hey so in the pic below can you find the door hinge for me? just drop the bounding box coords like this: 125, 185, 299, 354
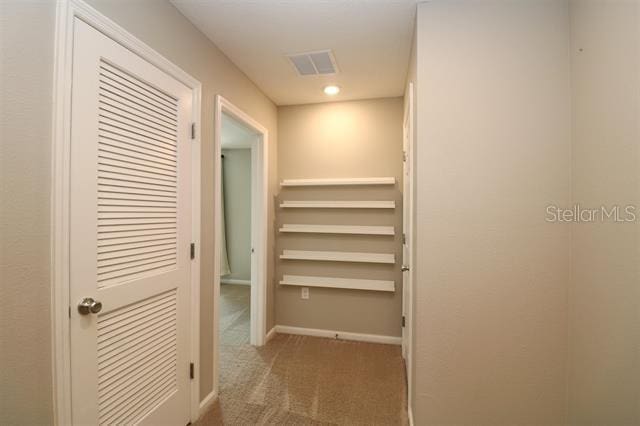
402, 233, 406, 244
402, 316, 406, 327
190, 243, 195, 260
68, 306, 71, 318
191, 123, 196, 140
189, 362, 195, 379
403, 151, 407, 162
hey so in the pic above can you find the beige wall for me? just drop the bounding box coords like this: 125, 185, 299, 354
568, 0, 640, 423
221, 149, 252, 281
277, 98, 404, 337
1, 0, 277, 420
412, 1, 572, 423
0, 1, 56, 424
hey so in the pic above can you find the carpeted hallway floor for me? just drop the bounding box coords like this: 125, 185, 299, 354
198, 283, 408, 425
218, 283, 251, 345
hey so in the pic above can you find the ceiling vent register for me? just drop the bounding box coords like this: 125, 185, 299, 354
287, 49, 338, 76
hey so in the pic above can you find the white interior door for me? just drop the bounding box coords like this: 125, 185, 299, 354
69, 19, 193, 425
401, 83, 414, 366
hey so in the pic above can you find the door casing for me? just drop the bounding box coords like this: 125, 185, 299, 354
210, 95, 269, 408
50, 1, 202, 423
401, 81, 415, 422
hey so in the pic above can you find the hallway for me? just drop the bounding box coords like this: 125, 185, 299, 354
202, 285, 408, 425
6, 1, 639, 424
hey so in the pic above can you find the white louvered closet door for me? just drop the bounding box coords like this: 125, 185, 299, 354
69, 19, 193, 426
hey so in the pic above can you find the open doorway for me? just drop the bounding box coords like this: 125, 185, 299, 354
219, 113, 255, 347
212, 95, 269, 399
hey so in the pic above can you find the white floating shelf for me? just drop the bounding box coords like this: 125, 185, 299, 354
280, 275, 395, 292
280, 177, 395, 187
280, 250, 395, 264
279, 224, 394, 236
280, 200, 395, 209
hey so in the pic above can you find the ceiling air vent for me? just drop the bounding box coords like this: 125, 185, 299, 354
287, 50, 338, 76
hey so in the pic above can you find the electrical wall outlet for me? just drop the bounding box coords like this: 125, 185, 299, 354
301, 287, 309, 299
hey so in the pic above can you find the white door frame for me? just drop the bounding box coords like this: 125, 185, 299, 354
212, 95, 268, 396
50, 1, 202, 424
402, 81, 415, 422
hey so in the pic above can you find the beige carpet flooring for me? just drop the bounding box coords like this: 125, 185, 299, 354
218, 283, 251, 345
198, 284, 408, 425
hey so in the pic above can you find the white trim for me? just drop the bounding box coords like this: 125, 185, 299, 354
280, 177, 395, 187
274, 325, 402, 345
220, 278, 251, 286
213, 95, 269, 401
265, 326, 277, 343
280, 275, 395, 292
403, 80, 415, 426
280, 250, 395, 264
280, 224, 394, 236
197, 390, 218, 419
51, 1, 202, 424
279, 200, 395, 209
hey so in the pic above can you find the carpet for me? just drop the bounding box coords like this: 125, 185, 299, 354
198, 284, 408, 425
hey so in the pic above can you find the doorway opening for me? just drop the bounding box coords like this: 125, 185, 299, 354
212, 95, 269, 399
219, 113, 255, 345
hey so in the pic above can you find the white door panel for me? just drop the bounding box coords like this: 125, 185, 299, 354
69, 18, 192, 425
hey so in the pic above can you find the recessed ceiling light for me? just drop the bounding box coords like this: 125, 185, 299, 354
323, 85, 340, 96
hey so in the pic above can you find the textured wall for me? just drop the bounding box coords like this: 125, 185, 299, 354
568, 0, 640, 422
276, 98, 404, 337
0, 1, 56, 424
221, 149, 252, 282
412, 1, 572, 423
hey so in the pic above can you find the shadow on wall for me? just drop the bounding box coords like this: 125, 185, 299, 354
221, 148, 252, 283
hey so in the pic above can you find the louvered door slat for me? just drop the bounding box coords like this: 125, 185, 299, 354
99, 156, 177, 179
100, 135, 176, 163
97, 290, 178, 424
99, 147, 177, 173
98, 250, 176, 271
98, 344, 175, 392
98, 235, 176, 250
96, 58, 179, 291
98, 318, 176, 366
110, 375, 177, 426
99, 110, 177, 144
99, 72, 178, 117
100, 130, 177, 157
98, 142, 178, 168
99, 351, 176, 412
99, 97, 178, 132
100, 62, 178, 111
97, 229, 177, 242
98, 330, 177, 380
99, 170, 177, 188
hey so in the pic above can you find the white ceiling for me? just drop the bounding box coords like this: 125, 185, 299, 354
171, 0, 417, 105
221, 112, 257, 149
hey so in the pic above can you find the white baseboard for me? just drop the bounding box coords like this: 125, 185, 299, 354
265, 326, 277, 343
274, 325, 401, 345
198, 390, 218, 418
220, 278, 251, 286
